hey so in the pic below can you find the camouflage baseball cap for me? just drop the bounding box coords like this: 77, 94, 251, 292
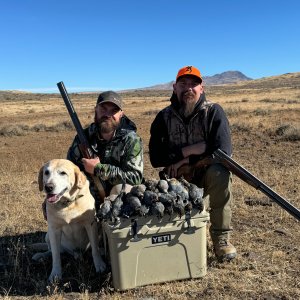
96, 91, 123, 110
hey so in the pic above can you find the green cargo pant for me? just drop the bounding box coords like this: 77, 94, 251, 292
193, 163, 233, 241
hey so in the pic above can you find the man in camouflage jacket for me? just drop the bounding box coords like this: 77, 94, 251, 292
149, 66, 236, 262
67, 91, 143, 207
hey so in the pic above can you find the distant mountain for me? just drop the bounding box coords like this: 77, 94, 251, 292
140, 71, 252, 90
203, 71, 252, 85
0, 90, 31, 94
140, 81, 175, 90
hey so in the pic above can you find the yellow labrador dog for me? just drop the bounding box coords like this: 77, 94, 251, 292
33, 159, 106, 282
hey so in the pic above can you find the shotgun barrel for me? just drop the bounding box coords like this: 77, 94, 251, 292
214, 149, 300, 221
57, 81, 106, 201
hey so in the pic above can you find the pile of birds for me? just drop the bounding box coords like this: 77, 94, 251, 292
97, 177, 204, 223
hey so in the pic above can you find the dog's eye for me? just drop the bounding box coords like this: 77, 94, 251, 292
44, 170, 50, 176
60, 171, 67, 176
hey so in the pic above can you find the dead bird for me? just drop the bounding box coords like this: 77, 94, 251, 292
97, 197, 112, 221
193, 199, 204, 212
167, 178, 183, 193
144, 178, 159, 192
168, 178, 189, 200
139, 204, 150, 217
178, 176, 189, 188
189, 186, 204, 211
121, 203, 134, 218
164, 201, 174, 216
122, 193, 142, 218
111, 186, 126, 221
168, 178, 189, 203
180, 179, 204, 212
158, 193, 175, 216
130, 184, 147, 199
151, 201, 165, 219
157, 179, 169, 193
179, 177, 204, 201
143, 190, 159, 207
173, 194, 185, 218
157, 192, 176, 205
184, 200, 193, 214
189, 184, 204, 201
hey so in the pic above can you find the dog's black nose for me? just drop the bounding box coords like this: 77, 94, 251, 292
45, 184, 54, 193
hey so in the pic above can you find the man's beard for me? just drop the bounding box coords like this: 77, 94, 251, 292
97, 117, 119, 134
178, 93, 197, 118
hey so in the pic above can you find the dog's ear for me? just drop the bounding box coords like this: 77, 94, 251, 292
74, 165, 86, 189
38, 166, 44, 191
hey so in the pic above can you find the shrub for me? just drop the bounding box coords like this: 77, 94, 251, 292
253, 108, 269, 116
143, 110, 161, 116
275, 124, 300, 141
224, 107, 242, 117
230, 123, 250, 133
0, 125, 29, 136
47, 121, 74, 132
0, 122, 74, 136
32, 124, 47, 132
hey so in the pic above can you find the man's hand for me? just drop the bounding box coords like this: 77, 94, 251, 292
165, 164, 177, 178
82, 157, 101, 175
165, 157, 189, 178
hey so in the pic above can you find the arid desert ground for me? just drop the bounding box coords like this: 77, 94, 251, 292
0, 72, 299, 299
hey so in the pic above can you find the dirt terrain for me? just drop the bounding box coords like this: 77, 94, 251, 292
0, 73, 299, 299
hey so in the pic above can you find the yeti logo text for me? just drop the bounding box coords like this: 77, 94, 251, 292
152, 234, 171, 244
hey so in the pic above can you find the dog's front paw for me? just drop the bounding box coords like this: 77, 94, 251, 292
48, 269, 62, 283
95, 259, 106, 273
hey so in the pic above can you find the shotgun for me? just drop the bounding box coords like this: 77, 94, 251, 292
57, 81, 106, 202
176, 149, 300, 221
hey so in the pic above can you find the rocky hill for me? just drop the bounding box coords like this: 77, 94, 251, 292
140, 71, 252, 90
203, 71, 251, 85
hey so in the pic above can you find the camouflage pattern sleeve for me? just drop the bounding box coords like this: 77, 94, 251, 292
94, 131, 143, 186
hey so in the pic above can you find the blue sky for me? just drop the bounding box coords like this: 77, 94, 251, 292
1, 0, 300, 93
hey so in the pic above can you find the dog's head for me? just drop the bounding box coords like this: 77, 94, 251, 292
38, 159, 87, 204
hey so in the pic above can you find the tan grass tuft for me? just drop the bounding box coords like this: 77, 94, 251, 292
276, 124, 300, 141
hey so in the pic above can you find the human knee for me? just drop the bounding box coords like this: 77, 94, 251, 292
205, 163, 231, 187
204, 163, 232, 209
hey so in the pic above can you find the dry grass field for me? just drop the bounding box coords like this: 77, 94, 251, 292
0, 72, 299, 299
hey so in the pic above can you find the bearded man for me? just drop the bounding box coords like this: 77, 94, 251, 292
67, 91, 143, 207
149, 66, 236, 261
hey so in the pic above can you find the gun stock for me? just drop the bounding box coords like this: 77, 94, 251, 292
57, 81, 106, 202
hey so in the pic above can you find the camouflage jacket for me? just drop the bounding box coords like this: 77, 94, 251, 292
149, 92, 232, 168
67, 115, 143, 193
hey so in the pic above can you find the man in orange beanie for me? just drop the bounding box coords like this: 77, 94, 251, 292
149, 66, 236, 261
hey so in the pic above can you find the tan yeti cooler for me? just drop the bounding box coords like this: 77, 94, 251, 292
102, 209, 210, 291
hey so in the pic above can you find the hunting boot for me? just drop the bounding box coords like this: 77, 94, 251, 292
212, 235, 237, 262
